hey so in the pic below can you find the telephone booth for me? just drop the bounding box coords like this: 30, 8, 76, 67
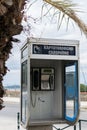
20, 38, 80, 128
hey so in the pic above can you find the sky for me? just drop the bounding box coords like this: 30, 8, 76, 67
3, 0, 87, 86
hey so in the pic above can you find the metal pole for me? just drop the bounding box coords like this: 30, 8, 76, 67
79, 120, 81, 130
74, 125, 76, 130
17, 112, 20, 130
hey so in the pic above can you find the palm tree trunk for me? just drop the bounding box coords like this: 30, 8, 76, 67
0, 0, 25, 110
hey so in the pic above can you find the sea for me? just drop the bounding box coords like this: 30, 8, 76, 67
4, 85, 20, 91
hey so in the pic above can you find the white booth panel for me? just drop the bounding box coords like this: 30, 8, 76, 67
30, 60, 63, 122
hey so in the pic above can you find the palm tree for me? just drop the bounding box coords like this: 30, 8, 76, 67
0, 0, 87, 110
43, 0, 87, 36
0, 0, 25, 110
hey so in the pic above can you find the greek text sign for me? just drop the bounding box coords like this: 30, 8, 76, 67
33, 44, 76, 56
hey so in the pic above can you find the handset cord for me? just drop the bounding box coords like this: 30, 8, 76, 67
31, 91, 37, 108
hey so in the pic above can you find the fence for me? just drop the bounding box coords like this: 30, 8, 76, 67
53, 119, 87, 130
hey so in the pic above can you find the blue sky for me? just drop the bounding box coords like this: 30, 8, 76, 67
3, 0, 87, 86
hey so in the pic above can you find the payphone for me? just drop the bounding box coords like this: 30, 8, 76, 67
32, 68, 54, 91
20, 38, 80, 128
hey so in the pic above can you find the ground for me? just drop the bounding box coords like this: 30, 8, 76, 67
4, 90, 20, 97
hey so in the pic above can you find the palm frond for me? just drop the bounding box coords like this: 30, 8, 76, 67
41, 3, 53, 19
44, 0, 87, 37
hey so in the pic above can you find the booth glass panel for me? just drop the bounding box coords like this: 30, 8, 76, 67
21, 47, 28, 59
66, 100, 75, 118
21, 60, 27, 123
64, 61, 78, 123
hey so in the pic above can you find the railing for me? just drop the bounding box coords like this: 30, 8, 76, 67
53, 119, 87, 130
53, 124, 76, 130
17, 112, 87, 130
78, 119, 87, 130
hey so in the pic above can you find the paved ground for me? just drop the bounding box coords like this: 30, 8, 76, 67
0, 97, 87, 130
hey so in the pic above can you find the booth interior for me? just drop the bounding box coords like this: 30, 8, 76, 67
29, 58, 77, 124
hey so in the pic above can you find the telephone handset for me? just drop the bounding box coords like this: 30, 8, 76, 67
32, 69, 39, 90
33, 70, 39, 88
49, 75, 54, 89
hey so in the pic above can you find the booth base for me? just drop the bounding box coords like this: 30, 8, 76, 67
27, 125, 52, 130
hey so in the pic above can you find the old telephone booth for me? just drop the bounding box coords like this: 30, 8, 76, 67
20, 38, 80, 128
